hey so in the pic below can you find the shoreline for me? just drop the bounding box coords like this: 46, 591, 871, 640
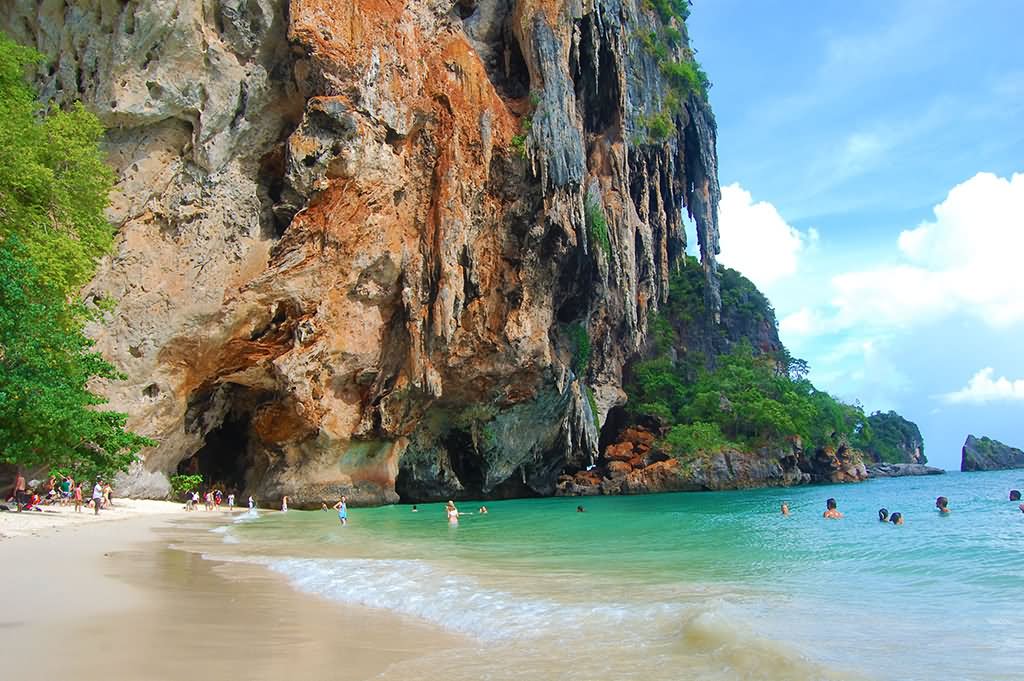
0, 509, 464, 680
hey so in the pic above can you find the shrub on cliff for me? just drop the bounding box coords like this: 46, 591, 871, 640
0, 34, 152, 478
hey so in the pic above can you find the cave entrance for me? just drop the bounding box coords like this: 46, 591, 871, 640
446, 428, 485, 497
179, 383, 270, 497
177, 412, 255, 497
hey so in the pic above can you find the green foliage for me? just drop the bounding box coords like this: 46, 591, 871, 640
644, 0, 690, 23
0, 35, 116, 296
511, 133, 527, 157
660, 59, 711, 100
584, 385, 600, 430
852, 410, 925, 464
568, 323, 592, 376
664, 421, 729, 458
170, 474, 204, 496
627, 341, 866, 451
584, 195, 611, 258
642, 111, 675, 142
0, 241, 154, 478
0, 34, 152, 479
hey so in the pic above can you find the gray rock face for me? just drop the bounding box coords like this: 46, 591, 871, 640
866, 463, 945, 478
961, 435, 1024, 472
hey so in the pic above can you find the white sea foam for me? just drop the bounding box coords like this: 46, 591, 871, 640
209, 525, 240, 544
205, 554, 681, 644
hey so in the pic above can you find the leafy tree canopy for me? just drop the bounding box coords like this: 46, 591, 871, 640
0, 34, 151, 478
0, 34, 115, 296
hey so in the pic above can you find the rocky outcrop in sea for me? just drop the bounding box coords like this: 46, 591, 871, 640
556, 427, 868, 495
866, 463, 944, 478
961, 435, 1024, 472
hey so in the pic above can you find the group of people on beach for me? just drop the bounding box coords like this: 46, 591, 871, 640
3, 470, 112, 515
183, 488, 239, 512
779, 489, 1024, 523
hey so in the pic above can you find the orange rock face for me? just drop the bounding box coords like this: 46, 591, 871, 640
5, 0, 721, 505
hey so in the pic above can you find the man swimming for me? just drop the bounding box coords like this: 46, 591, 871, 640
935, 496, 950, 514
823, 498, 843, 519
878, 508, 889, 522
890, 512, 904, 525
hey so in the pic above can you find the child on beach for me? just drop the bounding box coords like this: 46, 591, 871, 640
73, 483, 83, 513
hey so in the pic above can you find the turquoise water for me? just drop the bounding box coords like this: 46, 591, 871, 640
210, 470, 1024, 681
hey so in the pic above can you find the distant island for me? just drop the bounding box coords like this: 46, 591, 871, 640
961, 435, 1024, 472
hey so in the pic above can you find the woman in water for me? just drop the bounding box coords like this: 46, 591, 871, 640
890, 512, 904, 525
333, 496, 348, 525
281, 495, 289, 513
878, 508, 889, 522
445, 500, 460, 524
781, 502, 790, 516
935, 496, 950, 514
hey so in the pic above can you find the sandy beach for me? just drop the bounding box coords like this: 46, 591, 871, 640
0, 505, 461, 680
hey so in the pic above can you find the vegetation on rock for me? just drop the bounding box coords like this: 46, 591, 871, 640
626, 257, 870, 461
584, 195, 611, 258
169, 474, 204, 496
853, 411, 926, 464
0, 34, 152, 479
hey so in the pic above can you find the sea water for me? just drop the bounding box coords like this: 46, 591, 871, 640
209, 470, 1024, 681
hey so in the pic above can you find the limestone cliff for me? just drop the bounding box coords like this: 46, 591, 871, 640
2, 0, 721, 505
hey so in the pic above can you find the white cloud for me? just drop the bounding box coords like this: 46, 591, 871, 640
825, 171, 1024, 330
717, 183, 815, 288
941, 368, 1024, 404
779, 307, 818, 337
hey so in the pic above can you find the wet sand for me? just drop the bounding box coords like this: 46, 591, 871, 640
0, 514, 462, 680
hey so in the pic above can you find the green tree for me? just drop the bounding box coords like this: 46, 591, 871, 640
0, 34, 116, 295
0, 34, 151, 478
0, 241, 153, 477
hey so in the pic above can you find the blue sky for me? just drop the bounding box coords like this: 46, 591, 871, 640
684, 0, 1024, 469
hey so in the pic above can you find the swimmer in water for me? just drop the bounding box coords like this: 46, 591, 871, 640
333, 496, 348, 525
935, 496, 950, 514
411, 504, 419, 512
1019, 503, 1024, 514
478, 505, 488, 514
823, 497, 843, 519
1010, 490, 1021, 502
445, 500, 460, 524
890, 512, 904, 525
576, 505, 585, 513
781, 502, 790, 516
878, 508, 889, 522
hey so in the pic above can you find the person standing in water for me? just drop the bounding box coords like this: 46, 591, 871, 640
781, 502, 790, 516
935, 496, 951, 514
333, 496, 348, 525
823, 498, 843, 519
445, 500, 460, 524
248, 495, 255, 510
281, 495, 289, 513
